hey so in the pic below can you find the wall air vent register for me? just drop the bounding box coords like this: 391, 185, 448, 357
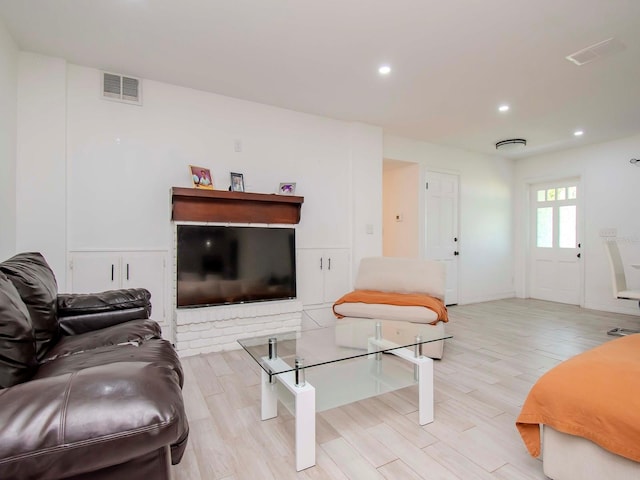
102, 71, 142, 105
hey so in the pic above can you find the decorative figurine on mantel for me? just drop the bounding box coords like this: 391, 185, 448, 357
278, 182, 296, 195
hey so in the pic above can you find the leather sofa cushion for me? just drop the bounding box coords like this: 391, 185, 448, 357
42, 319, 162, 362
0, 272, 38, 388
0, 362, 187, 480
0, 252, 60, 361
34, 338, 185, 388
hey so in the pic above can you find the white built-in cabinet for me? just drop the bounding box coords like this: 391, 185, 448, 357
297, 248, 351, 306
67, 251, 169, 335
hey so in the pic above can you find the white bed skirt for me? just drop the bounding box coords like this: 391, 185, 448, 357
543, 425, 640, 480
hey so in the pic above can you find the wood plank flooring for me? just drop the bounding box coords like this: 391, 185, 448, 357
171, 298, 640, 479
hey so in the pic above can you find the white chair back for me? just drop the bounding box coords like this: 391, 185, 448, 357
604, 240, 628, 296
354, 256, 446, 301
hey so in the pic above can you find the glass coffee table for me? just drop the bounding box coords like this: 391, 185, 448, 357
238, 316, 451, 471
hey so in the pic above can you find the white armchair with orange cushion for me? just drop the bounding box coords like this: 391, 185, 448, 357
333, 257, 448, 359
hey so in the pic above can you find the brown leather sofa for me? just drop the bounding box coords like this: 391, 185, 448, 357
0, 252, 189, 480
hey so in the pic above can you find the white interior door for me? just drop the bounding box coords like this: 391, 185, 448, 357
529, 179, 582, 305
424, 171, 459, 305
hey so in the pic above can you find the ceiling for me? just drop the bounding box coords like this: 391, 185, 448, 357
1, 0, 639, 159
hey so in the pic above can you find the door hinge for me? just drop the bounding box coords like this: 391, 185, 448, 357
426, 182, 429, 190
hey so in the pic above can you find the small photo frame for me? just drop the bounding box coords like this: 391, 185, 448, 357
189, 165, 213, 190
230, 172, 245, 192
278, 182, 296, 195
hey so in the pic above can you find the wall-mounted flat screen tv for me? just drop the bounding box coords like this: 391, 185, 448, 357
176, 225, 296, 308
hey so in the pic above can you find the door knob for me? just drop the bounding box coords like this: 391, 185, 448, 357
577, 253, 581, 258
454, 251, 459, 256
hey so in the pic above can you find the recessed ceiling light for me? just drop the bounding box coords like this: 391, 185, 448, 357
498, 104, 510, 112
378, 65, 391, 75
574, 130, 584, 136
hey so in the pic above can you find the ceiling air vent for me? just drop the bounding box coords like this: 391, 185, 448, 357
566, 38, 626, 66
102, 71, 142, 105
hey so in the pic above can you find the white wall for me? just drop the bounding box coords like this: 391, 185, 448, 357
514, 133, 640, 315
16, 59, 382, 292
383, 161, 420, 257
66, 64, 375, 250
0, 20, 18, 261
16, 53, 67, 284
350, 123, 384, 278
384, 135, 515, 304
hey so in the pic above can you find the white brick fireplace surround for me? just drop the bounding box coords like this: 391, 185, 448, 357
175, 300, 303, 357
170, 190, 306, 357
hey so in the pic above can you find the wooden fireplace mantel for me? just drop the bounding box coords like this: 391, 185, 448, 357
171, 187, 304, 224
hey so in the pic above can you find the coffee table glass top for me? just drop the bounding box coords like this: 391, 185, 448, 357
238, 316, 451, 376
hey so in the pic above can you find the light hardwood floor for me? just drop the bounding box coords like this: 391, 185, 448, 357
171, 298, 640, 479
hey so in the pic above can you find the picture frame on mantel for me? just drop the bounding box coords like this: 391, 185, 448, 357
189, 165, 213, 190
230, 172, 245, 192
278, 182, 296, 195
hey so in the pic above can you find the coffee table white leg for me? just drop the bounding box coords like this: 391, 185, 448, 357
371, 341, 435, 426
261, 356, 317, 471
261, 369, 278, 420
415, 355, 434, 425
294, 383, 316, 471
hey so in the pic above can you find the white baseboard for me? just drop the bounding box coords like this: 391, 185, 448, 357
456, 290, 516, 305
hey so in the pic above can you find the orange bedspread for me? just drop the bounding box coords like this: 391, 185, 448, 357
516, 334, 640, 462
332, 290, 448, 324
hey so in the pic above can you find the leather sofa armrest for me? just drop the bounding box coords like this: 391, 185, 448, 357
0, 362, 188, 480
57, 288, 152, 335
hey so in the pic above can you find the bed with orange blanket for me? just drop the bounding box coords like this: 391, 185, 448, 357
516, 334, 640, 480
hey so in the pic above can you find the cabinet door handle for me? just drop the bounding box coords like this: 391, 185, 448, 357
328, 258, 331, 270
126, 263, 130, 280
111, 264, 114, 281
320, 257, 323, 270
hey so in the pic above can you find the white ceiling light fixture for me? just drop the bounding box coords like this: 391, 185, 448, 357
495, 138, 527, 150
498, 104, 510, 112
574, 130, 584, 136
378, 65, 391, 75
